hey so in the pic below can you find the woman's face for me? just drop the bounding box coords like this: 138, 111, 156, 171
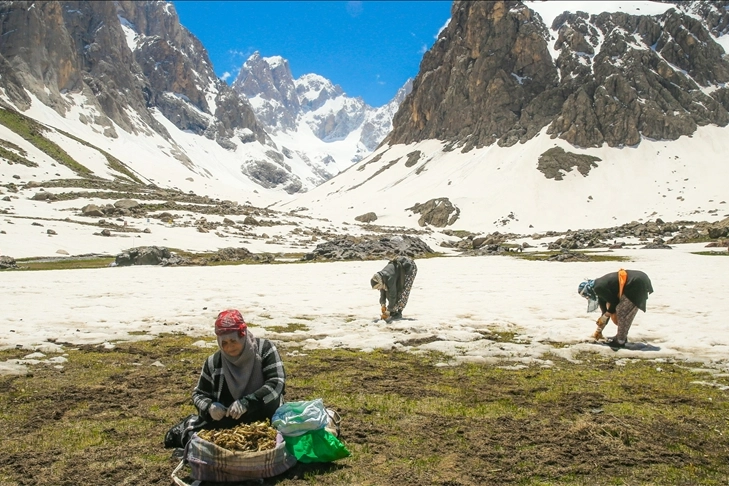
220, 335, 244, 357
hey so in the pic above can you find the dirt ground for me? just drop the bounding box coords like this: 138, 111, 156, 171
1, 337, 728, 486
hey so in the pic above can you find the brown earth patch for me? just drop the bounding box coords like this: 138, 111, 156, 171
0, 337, 728, 485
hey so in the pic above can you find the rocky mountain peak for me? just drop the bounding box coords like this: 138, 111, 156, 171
233, 51, 411, 163
232, 52, 300, 131
295, 73, 345, 112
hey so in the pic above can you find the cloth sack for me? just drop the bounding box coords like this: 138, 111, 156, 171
184, 431, 297, 482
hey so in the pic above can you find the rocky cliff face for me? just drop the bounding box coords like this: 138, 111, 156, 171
386, 0, 729, 151
232, 53, 301, 132
0, 0, 268, 147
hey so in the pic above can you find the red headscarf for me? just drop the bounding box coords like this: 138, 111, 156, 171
214, 309, 247, 337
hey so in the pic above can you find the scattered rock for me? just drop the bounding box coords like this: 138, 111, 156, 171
206, 247, 259, 263
81, 204, 105, 217
641, 242, 672, 250
304, 235, 433, 261
407, 197, 460, 227
47, 229, 57, 235
355, 212, 378, 223
0, 255, 18, 269
31, 192, 57, 201
548, 251, 591, 262
114, 199, 139, 210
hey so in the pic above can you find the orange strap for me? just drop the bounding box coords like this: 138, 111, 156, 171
618, 269, 628, 299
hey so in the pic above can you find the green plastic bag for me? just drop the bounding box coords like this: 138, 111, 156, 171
283, 428, 351, 463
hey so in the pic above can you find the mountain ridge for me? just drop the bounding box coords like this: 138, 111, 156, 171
233, 51, 412, 167
1, 0, 728, 239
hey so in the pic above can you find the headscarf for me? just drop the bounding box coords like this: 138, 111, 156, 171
215, 309, 247, 337
578, 280, 599, 313
214, 310, 264, 399
371, 273, 386, 290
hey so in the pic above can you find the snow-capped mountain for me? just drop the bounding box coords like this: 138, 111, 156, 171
277, 0, 729, 233
0, 0, 383, 202
2, 0, 729, 241
233, 52, 412, 172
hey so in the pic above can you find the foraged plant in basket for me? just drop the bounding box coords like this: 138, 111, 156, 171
179, 420, 297, 483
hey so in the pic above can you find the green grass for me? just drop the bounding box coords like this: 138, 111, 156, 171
4, 251, 318, 272
0, 336, 727, 485
0, 143, 37, 167
0, 138, 26, 156
9, 256, 115, 271
55, 128, 144, 183
266, 323, 311, 333
509, 250, 630, 262
0, 107, 92, 176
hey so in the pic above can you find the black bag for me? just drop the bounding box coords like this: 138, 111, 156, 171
164, 414, 204, 449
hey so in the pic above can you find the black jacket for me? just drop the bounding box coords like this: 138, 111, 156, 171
594, 269, 653, 314
377, 256, 415, 312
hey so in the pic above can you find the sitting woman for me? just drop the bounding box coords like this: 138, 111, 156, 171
192, 309, 286, 429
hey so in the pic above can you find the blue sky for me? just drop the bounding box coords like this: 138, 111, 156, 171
172, 1, 452, 107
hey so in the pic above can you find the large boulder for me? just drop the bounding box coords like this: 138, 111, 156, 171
354, 212, 378, 223
114, 199, 139, 210
31, 191, 57, 201
537, 147, 601, 180
81, 204, 105, 217
115, 246, 172, 266
0, 255, 18, 269
407, 198, 460, 227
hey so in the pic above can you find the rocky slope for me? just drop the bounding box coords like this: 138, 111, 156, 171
0, 1, 268, 146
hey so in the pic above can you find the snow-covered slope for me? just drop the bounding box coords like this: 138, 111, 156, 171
276, 1, 729, 234
4, 91, 287, 208
277, 124, 729, 234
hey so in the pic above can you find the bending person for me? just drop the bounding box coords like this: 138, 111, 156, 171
371, 256, 418, 320
578, 269, 653, 348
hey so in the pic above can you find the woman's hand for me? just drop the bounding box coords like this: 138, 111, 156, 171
228, 400, 248, 420
209, 402, 227, 421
